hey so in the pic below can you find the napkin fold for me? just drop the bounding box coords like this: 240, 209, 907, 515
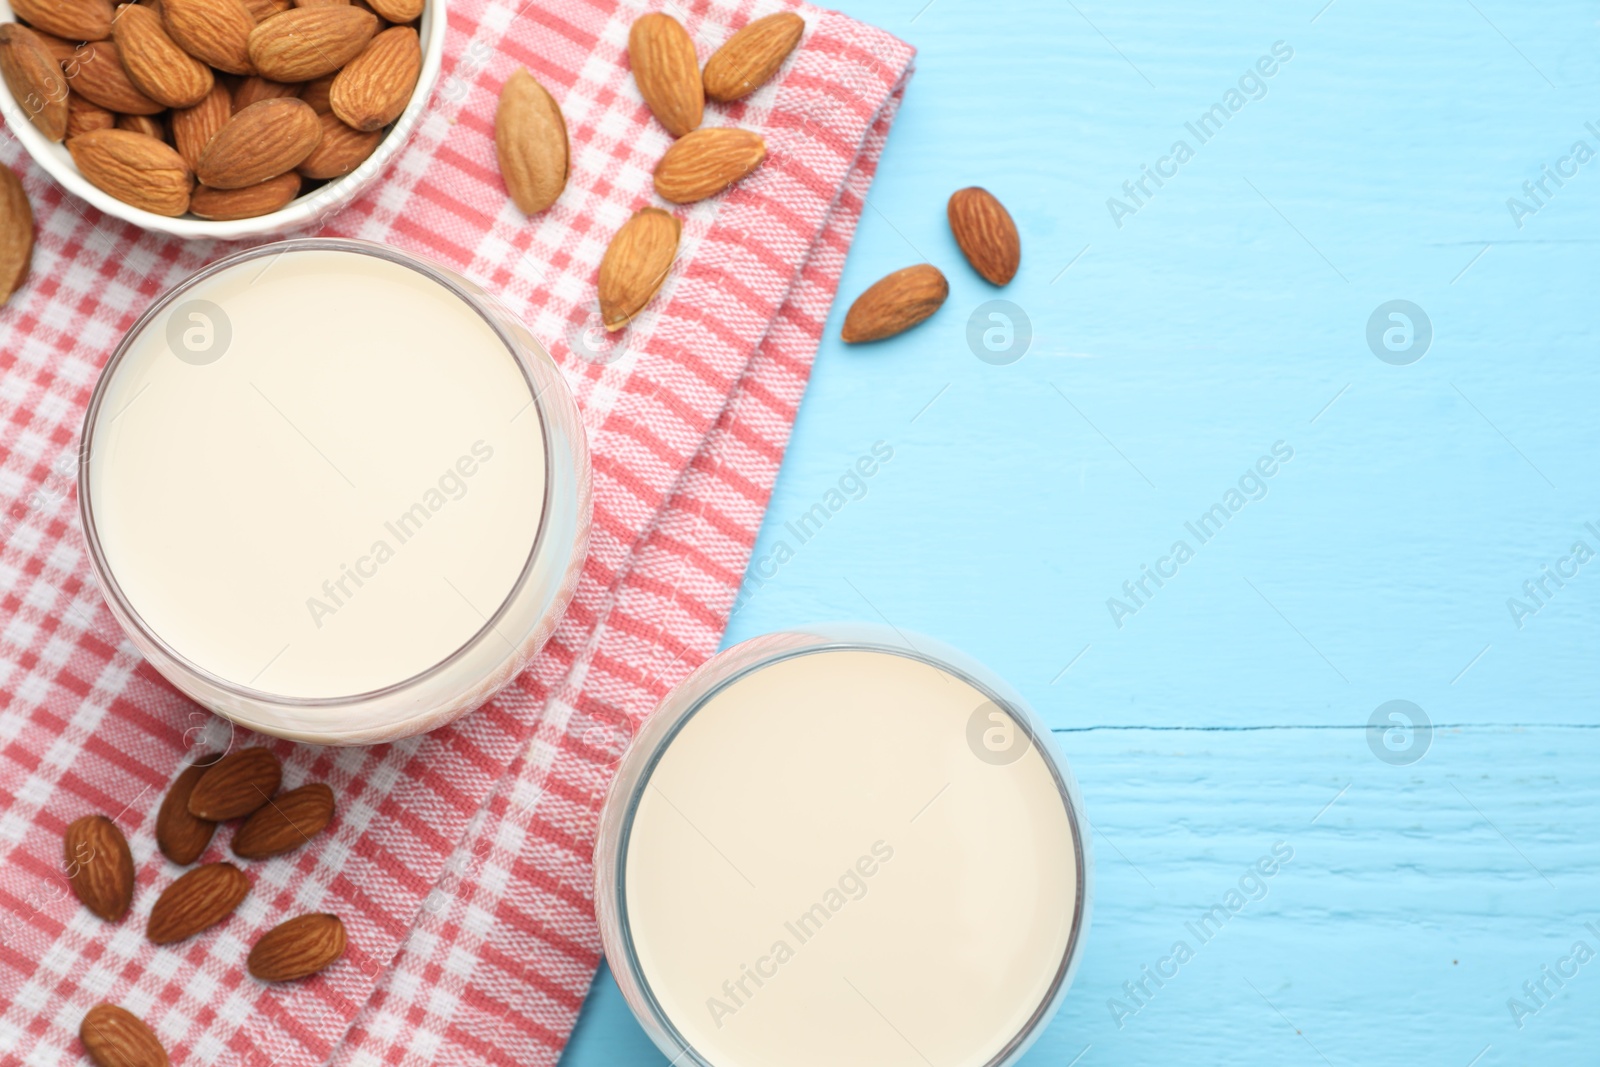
0, 0, 913, 1063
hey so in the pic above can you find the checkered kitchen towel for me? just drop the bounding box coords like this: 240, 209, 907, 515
0, 0, 914, 1061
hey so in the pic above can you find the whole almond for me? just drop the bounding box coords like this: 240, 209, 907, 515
365, 0, 419, 21
947, 186, 1019, 286
702, 12, 803, 103
248, 912, 347, 981
186, 745, 282, 819
493, 67, 566, 215
652, 126, 765, 204
841, 264, 949, 343
191, 171, 301, 218
63, 41, 165, 115
170, 81, 230, 168
247, 6, 377, 81
598, 206, 679, 331
68, 128, 191, 215
197, 96, 320, 188
628, 12, 700, 138
161, 0, 259, 75
231, 781, 334, 858
231, 73, 298, 111
146, 862, 249, 943
0, 165, 33, 306
12, 0, 114, 42
296, 109, 377, 177
112, 4, 213, 108
67, 94, 117, 137
0, 24, 70, 141
80, 1004, 169, 1067
155, 762, 217, 865
298, 71, 333, 112
64, 814, 134, 921
242, 0, 292, 18
328, 24, 416, 131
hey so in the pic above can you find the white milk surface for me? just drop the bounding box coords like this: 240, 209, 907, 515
86, 249, 546, 700
624, 648, 1079, 1067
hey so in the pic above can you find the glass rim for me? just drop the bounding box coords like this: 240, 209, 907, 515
77, 236, 560, 710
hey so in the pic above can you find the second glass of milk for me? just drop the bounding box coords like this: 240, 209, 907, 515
79, 239, 591, 745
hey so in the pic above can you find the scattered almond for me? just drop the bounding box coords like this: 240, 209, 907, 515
112, 3, 214, 108
155, 761, 218, 865
64, 814, 135, 921
247, 6, 377, 82
365, 0, 419, 22
702, 12, 803, 103
169, 80, 231, 168
160, 0, 259, 76
80, 1004, 169, 1067
494, 67, 566, 215
947, 186, 1019, 285
231, 781, 334, 858
11, 0, 114, 43
146, 861, 249, 943
329, 24, 417, 131
196, 96, 321, 189
296, 109, 377, 177
247, 912, 346, 981
598, 206, 680, 330
841, 263, 949, 343
0, 23, 69, 141
186, 745, 282, 819
628, 12, 700, 138
652, 126, 765, 204
0, 165, 33, 306
68, 128, 192, 216
190, 170, 301, 217
62, 41, 166, 115
67, 95, 117, 137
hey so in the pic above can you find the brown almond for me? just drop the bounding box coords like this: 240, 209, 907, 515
247, 912, 346, 981
652, 126, 765, 204
247, 6, 377, 81
62, 41, 165, 115
947, 186, 1019, 286
146, 862, 249, 943
196, 96, 320, 188
12, 0, 114, 42
190, 171, 300, 218
628, 12, 700, 138
841, 264, 949, 343
364, 0, 417, 22
231, 781, 333, 858
702, 12, 803, 103
155, 761, 217, 865
161, 0, 259, 75
230, 73, 298, 111
186, 745, 282, 818
68, 128, 191, 215
115, 111, 164, 139
328, 24, 416, 131
296, 0, 352, 6
296, 109, 376, 177
33, 30, 85, 64
67, 94, 117, 137
0, 24, 70, 141
112, 4, 213, 108
240, 0, 291, 20
0, 165, 33, 306
169, 80, 230, 168
493, 67, 566, 215
80, 1004, 169, 1067
598, 206, 679, 331
298, 70, 333, 112
64, 814, 134, 921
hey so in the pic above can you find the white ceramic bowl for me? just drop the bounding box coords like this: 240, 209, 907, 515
0, 1, 445, 240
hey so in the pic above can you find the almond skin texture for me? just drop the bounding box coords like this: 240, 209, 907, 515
598, 207, 679, 331
702, 12, 803, 103
248, 913, 347, 981
299, 71, 333, 112
65, 814, 135, 921
80, 1004, 169, 1067
112, 4, 213, 108
329, 24, 416, 131
365, 0, 419, 22
191, 170, 300, 218
186, 745, 282, 819
242, 0, 292, 19
0, 165, 33, 306
841, 264, 949, 343
948, 186, 1019, 286
12, 0, 114, 42
231, 73, 298, 111
34, 30, 84, 63
63, 41, 165, 115
0, 24, 70, 141
231, 781, 333, 858
68, 128, 191, 215
67, 94, 117, 137
115, 111, 164, 139
146, 862, 249, 943
652, 126, 765, 204
197, 96, 321, 188
628, 12, 700, 138
170, 80, 230, 168
155, 762, 218, 865
161, 0, 259, 75
494, 67, 566, 215
247, 6, 377, 82
296, 109, 376, 177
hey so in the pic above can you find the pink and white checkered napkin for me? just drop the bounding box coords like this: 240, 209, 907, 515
0, 1, 913, 1062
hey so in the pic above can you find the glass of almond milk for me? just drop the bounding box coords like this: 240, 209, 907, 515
78, 239, 591, 745
595, 625, 1091, 1067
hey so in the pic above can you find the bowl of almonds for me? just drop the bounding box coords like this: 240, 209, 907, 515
0, 0, 444, 238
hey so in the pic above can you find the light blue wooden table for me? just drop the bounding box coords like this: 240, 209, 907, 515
562, 1, 1600, 1063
